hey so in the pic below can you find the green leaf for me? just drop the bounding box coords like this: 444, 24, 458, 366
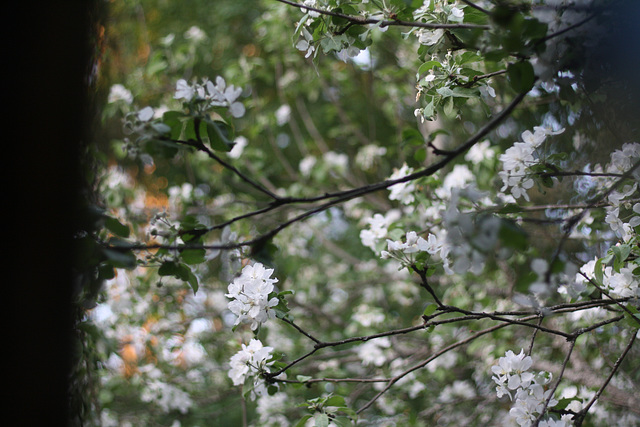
324, 395, 346, 407
179, 117, 201, 142
181, 248, 206, 265
423, 303, 437, 317
185, 268, 199, 294
546, 152, 568, 163
550, 259, 565, 274
437, 87, 454, 97
423, 100, 436, 120
516, 271, 537, 292
623, 305, 640, 328
539, 174, 554, 188
293, 13, 310, 39
330, 7, 353, 27
402, 128, 424, 145
320, 35, 343, 53
103, 239, 137, 269
97, 263, 116, 281
294, 415, 313, 427
332, 416, 355, 427
443, 96, 455, 117
158, 261, 180, 277
450, 87, 479, 98
162, 110, 188, 140
499, 219, 528, 251
594, 258, 604, 285
204, 119, 235, 152
457, 51, 482, 65
104, 216, 130, 238
522, 17, 548, 42
417, 60, 442, 78
314, 413, 330, 427
507, 61, 535, 93
158, 261, 199, 293
251, 237, 278, 267
485, 50, 507, 62
612, 244, 631, 264
461, 5, 489, 25
427, 129, 450, 140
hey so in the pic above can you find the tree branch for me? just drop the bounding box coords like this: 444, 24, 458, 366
115, 91, 529, 253
275, 0, 491, 30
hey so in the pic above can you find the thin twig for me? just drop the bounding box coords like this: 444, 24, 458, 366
281, 317, 321, 343
356, 322, 508, 413
533, 339, 576, 426
573, 331, 638, 426
169, 131, 281, 201
527, 314, 544, 356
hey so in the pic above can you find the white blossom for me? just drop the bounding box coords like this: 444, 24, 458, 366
417, 28, 444, 46
356, 144, 387, 170
302, 0, 320, 18
228, 136, 249, 159
137, 106, 154, 122
492, 350, 561, 426
174, 76, 245, 117
448, 6, 464, 22
175, 79, 195, 101
323, 151, 348, 172
299, 155, 317, 177
140, 379, 193, 414
499, 126, 565, 201
275, 104, 292, 126
228, 339, 275, 400
388, 163, 416, 204
606, 266, 639, 298
184, 26, 206, 42
380, 230, 441, 265
358, 337, 391, 366
226, 263, 279, 330
465, 140, 494, 164
359, 210, 401, 250
296, 28, 316, 58
108, 84, 133, 104
491, 349, 534, 396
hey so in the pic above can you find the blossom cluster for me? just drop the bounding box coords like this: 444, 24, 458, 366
491, 350, 571, 427
228, 339, 275, 400
413, 1, 465, 47
577, 257, 640, 299
381, 231, 443, 266
601, 143, 640, 240
388, 163, 416, 204
174, 76, 246, 118
226, 263, 279, 330
359, 210, 401, 251
140, 378, 194, 414
499, 126, 565, 201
